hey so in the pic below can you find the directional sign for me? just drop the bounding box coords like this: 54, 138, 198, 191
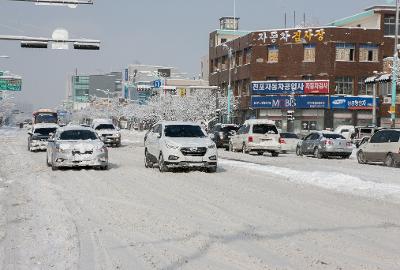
0, 78, 22, 91
153, 79, 162, 88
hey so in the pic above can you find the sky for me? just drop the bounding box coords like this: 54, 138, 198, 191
0, 0, 388, 109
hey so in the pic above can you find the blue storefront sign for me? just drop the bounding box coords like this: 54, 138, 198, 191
330, 96, 379, 110
251, 95, 329, 109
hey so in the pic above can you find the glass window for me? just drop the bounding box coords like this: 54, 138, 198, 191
304, 44, 316, 62
34, 128, 57, 135
244, 48, 252, 64
358, 77, 374, 95
267, 45, 279, 63
370, 131, 386, 143
384, 15, 397, 36
95, 124, 115, 130
336, 43, 355, 61
335, 77, 354, 95
387, 130, 400, 143
280, 133, 299, 139
252, 124, 278, 134
322, 133, 345, 139
359, 44, 379, 62
164, 125, 205, 138
59, 130, 98, 141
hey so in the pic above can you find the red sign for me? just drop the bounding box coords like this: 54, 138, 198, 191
304, 80, 329, 94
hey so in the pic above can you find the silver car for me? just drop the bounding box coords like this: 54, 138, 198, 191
46, 126, 109, 171
296, 131, 353, 159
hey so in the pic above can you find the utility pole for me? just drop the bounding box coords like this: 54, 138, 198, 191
391, 0, 399, 128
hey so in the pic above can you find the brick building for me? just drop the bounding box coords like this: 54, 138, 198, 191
209, 6, 400, 132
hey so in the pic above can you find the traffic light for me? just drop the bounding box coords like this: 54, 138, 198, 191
21, 41, 48, 49
287, 110, 295, 121
73, 42, 100, 50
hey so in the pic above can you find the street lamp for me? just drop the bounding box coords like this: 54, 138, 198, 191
0, 56, 10, 59
391, 0, 399, 128
222, 43, 233, 124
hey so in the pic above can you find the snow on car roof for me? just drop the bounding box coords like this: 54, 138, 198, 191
158, 121, 202, 126
58, 125, 95, 132
244, 119, 276, 125
33, 123, 59, 129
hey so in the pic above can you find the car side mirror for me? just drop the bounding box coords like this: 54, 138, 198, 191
28, 131, 33, 136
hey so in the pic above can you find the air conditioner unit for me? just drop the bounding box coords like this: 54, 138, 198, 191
383, 96, 392, 104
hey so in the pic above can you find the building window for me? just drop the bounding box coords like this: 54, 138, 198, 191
303, 44, 316, 62
221, 38, 227, 44
384, 15, 397, 36
236, 51, 243, 66
335, 76, 354, 95
222, 56, 227, 70
302, 75, 314, 80
358, 77, 374, 95
244, 48, 252, 64
359, 44, 379, 62
336, 43, 355, 61
267, 45, 279, 63
243, 79, 250, 96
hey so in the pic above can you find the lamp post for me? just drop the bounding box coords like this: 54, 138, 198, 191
391, 0, 399, 128
222, 43, 233, 124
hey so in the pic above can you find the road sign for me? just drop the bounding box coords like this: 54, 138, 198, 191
153, 79, 162, 88
389, 106, 396, 114
0, 78, 22, 91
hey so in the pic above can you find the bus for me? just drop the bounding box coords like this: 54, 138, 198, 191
32, 109, 58, 125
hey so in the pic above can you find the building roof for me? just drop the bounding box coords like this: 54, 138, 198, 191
215, 29, 251, 36
328, 10, 374, 27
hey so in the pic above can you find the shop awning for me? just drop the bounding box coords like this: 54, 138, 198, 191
364, 74, 392, 84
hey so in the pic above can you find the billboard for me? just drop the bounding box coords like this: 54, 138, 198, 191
251, 95, 329, 109
251, 80, 329, 95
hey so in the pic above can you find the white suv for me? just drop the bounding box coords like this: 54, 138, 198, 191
92, 119, 121, 147
229, 119, 281, 156
144, 121, 218, 173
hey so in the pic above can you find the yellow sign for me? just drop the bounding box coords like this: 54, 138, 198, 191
178, 88, 187, 97
389, 106, 396, 114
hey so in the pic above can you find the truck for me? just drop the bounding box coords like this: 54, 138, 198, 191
32, 109, 58, 125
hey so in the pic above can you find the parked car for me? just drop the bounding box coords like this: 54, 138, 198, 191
209, 123, 239, 149
92, 119, 121, 147
351, 126, 382, 148
334, 125, 355, 140
46, 126, 108, 171
280, 132, 301, 153
27, 123, 59, 152
229, 119, 281, 156
144, 121, 218, 173
296, 131, 353, 159
357, 129, 400, 167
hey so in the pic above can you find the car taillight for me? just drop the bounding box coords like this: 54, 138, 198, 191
325, 140, 333, 145
248, 136, 253, 143
279, 138, 286, 144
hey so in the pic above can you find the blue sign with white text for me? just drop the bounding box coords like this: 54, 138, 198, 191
330, 96, 379, 110
153, 80, 162, 88
251, 95, 329, 109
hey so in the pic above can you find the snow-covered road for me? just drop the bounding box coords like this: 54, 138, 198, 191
1, 127, 400, 270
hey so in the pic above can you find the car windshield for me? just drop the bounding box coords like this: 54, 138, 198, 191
221, 126, 238, 132
164, 125, 205, 138
34, 128, 57, 135
36, 114, 57, 123
59, 130, 98, 141
281, 133, 299, 139
323, 133, 345, 139
95, 124, 115, 130
253, 124, 278, 134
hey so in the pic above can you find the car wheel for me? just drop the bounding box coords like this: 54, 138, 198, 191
314, 148, 323, 159
144, 149, 153, 168
296, 147, 303, 156
100, 164, 109, 170
206, 166, 217, 173
46, 154, 51, 167
158, 153, 168, 173
357, 150, 366, 164
257, 152, 264, 156
271, 151, 279, 157
384, 153, 395, 167
342, 155, 351, 159
51, 163, 58, 171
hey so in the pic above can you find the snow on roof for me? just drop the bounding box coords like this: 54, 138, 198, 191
58, 125, 94, 132
158, 121, 202, 126
244, 119, 276, 125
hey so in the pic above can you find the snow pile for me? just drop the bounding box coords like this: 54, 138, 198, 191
220, 159, 400, 202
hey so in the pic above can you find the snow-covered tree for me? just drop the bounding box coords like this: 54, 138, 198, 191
0, 92, 16, 126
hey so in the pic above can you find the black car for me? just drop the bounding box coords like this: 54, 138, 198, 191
209, 124, 239, 149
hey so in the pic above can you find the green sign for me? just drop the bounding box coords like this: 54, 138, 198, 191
0, 78, 22, 91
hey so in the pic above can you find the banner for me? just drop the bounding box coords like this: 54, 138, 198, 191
330, 96, 379, 110
252, 80, 329, 95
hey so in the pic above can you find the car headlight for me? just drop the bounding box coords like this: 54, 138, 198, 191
165, 142, 180, 149
208, 143, 217, 149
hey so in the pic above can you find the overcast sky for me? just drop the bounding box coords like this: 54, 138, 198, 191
0, 0, 387, 109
